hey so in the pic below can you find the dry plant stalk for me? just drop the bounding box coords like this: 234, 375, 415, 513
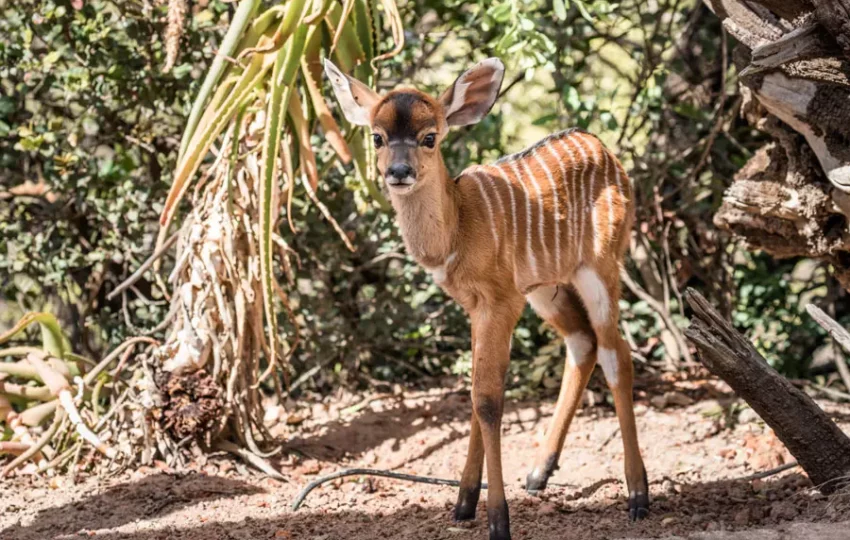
151, 109, 295, 455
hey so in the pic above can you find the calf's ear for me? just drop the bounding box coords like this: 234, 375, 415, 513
439, 58, 505, 127
324, 59, 380, 126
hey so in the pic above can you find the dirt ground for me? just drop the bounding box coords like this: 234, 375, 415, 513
3, 376, 850, 540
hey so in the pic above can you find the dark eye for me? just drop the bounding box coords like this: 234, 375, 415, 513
421, 133, 437, 148
373, 134, 383, 148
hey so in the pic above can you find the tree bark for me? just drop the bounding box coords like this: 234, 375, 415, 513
684, 288, 850, 493
704, 0, 850, 289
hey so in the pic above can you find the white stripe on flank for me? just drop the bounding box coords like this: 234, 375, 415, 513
472, 171, 500, 246
544, 142, 570, 271
600, 150, 614, 255
507, 160, 538, 277
484, 169, 507, 238
534, 147, 561, 272
611, 157, 624, 243
520, 160, 549, 265
566, 136, 589, 263
555, 137, 579, 263
581, 137, 600, 256
492, 165, 518, 260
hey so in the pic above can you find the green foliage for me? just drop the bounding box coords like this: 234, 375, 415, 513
1, 0, 846, 398
0, 0, 232, 350
732, 254, 837, 377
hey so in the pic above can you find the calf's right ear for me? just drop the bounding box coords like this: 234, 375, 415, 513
324, 59, 380, 126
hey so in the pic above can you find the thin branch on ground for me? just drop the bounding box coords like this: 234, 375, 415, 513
291, 469, 482, 511
739, 461, 799, 481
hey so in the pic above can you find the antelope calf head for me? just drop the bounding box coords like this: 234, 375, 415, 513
326, 58, 649, 540
325, 58, 504, 194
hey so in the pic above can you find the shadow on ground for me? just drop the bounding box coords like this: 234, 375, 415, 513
283, 390, 549, 463
5, 471, 842, 540
1, 473, 264, 540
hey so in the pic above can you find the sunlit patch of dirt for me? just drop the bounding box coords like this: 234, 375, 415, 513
2, 381, 850, 540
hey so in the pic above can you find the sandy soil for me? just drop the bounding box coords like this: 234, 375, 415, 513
2, 377, 850, 540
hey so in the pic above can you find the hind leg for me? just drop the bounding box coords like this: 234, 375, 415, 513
525, 285, 598, 493
573, 265, 649, 520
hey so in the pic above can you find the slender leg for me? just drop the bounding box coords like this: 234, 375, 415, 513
456, 330, 484, 520
455, 414, 484, 520
526, 286, 598, 493
605, 336, 649, 520
573, 267, 649, 521
470, 300, 522, 540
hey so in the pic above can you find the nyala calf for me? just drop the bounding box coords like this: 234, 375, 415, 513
326, 57, 649, 540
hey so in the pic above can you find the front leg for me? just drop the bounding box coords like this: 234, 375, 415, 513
456, 329, 484, 521
455, 413, 484, 520
469, 300, 523, 540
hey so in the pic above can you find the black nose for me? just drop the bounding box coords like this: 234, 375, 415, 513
387, 163, 414, 180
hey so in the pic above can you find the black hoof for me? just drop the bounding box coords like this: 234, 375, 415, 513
525, 468, 549, 495
454, 485, 481, 521
487, 499, 511, 540
628, 467, 650, 521
526, 454, 558, 495
628, 492, 650, 521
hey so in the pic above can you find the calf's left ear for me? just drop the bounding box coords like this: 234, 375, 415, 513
439, 58, 505, 127
324, 59, 380, 126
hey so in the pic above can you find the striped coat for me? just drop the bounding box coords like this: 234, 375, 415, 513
438, 128, 632, 297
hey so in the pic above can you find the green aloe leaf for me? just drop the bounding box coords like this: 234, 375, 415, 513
178, 0, 260, 162
0, 313, 69, 359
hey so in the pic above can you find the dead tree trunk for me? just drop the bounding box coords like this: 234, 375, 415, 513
684, 288, 850, 493
704, 0, 850, 288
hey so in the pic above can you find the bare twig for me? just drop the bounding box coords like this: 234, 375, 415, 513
215, 439, 287, 481
806, 304, 850, 393
740, 461, 799, 481
84, 337, 159, 385
291, 469, 484, 511
621, 269, 694, 366
106, 233, 179, 301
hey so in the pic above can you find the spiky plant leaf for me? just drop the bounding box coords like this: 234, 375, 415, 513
178, 0, 259, 161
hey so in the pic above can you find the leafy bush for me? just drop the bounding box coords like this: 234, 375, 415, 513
2, 0, 846, 398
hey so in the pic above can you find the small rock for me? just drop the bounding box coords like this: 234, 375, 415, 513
770, 500, 798, 521
733, 508, 750, 525
661, 516, 677, 526
737, 407, 760, 424
537, 502, 558, 515
665, 391, 694, 407
650, 395, 668, 409
661, 479, 678, 494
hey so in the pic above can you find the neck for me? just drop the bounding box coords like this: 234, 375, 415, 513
389, 157, 457, 268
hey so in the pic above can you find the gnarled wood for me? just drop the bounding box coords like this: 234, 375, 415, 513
684, 289, 850, 493
704, 0, 850, 289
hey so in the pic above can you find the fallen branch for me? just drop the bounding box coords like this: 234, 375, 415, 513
291, 469, 484, 511
215, 439, 287, 481
0, 442, 32, 455
740, 461, 799, 481
684, 288, 850, 493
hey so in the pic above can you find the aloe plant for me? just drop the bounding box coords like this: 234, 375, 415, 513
0, 313, 155, 476
144, 0, 403, 462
